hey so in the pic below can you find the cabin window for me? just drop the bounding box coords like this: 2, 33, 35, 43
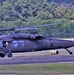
12, 41, 18, 47
18, 41, 24, 46
0, 42, 2, 47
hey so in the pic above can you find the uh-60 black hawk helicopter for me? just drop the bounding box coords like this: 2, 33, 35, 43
0, 23, 74, 58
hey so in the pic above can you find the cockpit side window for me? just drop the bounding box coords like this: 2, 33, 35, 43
12, 41, 18, 47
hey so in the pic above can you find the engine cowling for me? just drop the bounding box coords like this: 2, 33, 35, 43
49, 50, 59, 55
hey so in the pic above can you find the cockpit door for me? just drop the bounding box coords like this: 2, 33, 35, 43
3, 41, 8, 48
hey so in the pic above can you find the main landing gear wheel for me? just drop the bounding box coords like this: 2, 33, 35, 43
0, 53, 5, 58
7, 50, 12, 57
7, 53, 12, 57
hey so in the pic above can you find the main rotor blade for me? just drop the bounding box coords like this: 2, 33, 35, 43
0, 22, 62, 31
15, 22, 62, 31
27, 22, 62, 28
15, 28, 38, 31
0, 27, 38, 31
0, 28, 15, 31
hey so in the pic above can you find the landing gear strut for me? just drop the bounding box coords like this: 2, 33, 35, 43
7, 49, 12, 57
65, 48, 73, 55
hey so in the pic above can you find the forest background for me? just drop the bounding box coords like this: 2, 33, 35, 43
0, 0, 74, 38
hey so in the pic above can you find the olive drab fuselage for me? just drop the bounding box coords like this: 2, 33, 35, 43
0, 33, 74, 57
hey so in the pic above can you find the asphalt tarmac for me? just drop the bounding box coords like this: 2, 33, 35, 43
0, 55, 74, 65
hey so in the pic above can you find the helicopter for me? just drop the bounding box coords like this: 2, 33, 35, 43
0, 23, 74, 58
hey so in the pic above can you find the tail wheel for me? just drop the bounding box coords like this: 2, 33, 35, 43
65, 48, 73, 55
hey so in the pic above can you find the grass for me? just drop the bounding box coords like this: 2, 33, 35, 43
0, 63, 74, 74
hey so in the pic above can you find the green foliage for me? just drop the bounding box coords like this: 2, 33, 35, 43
0, 0, 74, 38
